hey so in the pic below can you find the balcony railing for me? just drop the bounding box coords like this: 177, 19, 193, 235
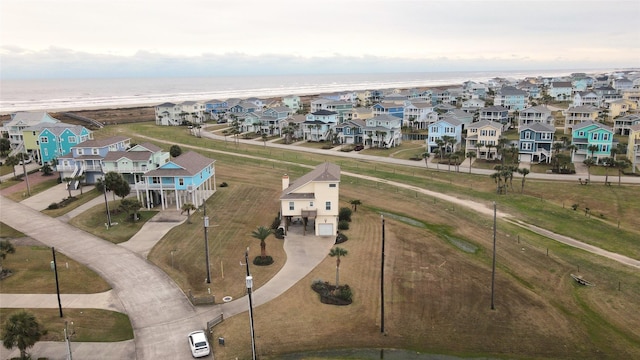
103, 166, 149, 173
57, 164, 103, 172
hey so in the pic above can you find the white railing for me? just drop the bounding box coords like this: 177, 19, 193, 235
103, 166, 149, 173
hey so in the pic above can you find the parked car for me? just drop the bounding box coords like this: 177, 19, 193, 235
18, 156, 33, 165
188, 330, 210, 358
354, 145, 364, 151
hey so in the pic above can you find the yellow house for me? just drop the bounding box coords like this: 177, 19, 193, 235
280, 162, 340, 236
607, 99, 635, 119
465, 120, 503, 160
628, 124, 640, 173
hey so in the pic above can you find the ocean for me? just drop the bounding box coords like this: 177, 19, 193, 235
0, 69, 611, 114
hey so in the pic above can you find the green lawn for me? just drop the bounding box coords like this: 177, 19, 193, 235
0, 222, 25, 238
0, 309, 133, 342
68, 200, 158, 244
3, 178, 60, 202
41, 188, 102, 217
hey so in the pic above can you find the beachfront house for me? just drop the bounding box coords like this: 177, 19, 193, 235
279, 162, 340, 237
594, 86, 621, 102
133, 151, 216, 210
564, 105, 600, 134
302, 110, 338, 142
180, 101, 206, 124
493, 86, 528, 111
57, 136, 131, 188
335, 119, 365, 145
571, 121, 614, 163
426, 118, 463, 154
282, 95, 302, 112
518, 123, 555, 164
155, 102, 183, 126
628, 124, 640, 173
461, 99, 485, 112
363, 114, 402, 148
431, 88, 454, 105
344, 107, 373, 122
311, 99, 353, 123
23, 122, 93, 165
229, 101, 260, 114
2, 112, 60, 152
614, 114, 640, 136
465, 120, 503, 160
612, 77, 634, 91
102, 142, 170, 185
517, 105, 555, 129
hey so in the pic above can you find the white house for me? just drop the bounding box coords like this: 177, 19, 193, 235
280, 162, 340, 237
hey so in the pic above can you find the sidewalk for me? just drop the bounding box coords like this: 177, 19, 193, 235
0, 290, 126, 312
119, 209, 187, 258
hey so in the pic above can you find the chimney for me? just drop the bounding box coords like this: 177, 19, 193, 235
282, 174, 289, 190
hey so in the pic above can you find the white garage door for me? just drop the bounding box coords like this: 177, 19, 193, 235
318, 224, 333, 236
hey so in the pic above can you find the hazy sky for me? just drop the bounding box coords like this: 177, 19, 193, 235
1, 0, 638, 79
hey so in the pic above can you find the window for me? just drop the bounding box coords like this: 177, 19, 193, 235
77, 149, 84, 155
592, 133, 598, 140
152, 177, 160, 184
68, 137, 76, 143
309, 201, 314, 207
40, 136, 49, 143
92, 148, 99, 155
329, 183, 336, 188
541, 133, 552, 140
325, 202, 331, 211
521, 142, 532, 150
289, 202, 294, 211
44, 149, 48, 156
524, 132, 532, 140
603, 133, 610, 141
179, 178, 184, 186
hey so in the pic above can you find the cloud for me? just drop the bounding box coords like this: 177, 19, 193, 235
1, 46, 637, 80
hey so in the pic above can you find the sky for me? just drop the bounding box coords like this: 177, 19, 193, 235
1, 0, 639, 79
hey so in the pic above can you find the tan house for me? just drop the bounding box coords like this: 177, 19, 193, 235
563, 105, 600, 134
606, 99, 636, 119
280, 163, 340, 237
465, 120, 503, 160
628, 124, 640, 173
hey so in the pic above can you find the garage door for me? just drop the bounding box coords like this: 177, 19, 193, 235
318, 224, 333, 236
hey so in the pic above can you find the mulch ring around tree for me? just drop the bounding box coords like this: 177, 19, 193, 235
311, 281, 353, 306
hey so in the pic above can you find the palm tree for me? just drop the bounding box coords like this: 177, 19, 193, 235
0, 239, 16, 274
603, 157, 615, 185
181, 203, 197, 223
63, 176, 74, 198
251, 226, 273, 259
432, 149, 441, 169
587, 144, 599, 160
4, 155, 19, 178
349, 199, 362, 212
261, 133, 268, 147
466, 151, 476, 173
518, 168, 530, 193
583, 158, 596, 184
421, 152, 430, 169
2, 310, 44, 360
435, 139, 445, 160
615, 159, 631, 186
552, 142, 563, 155
75, 174, 86, 195
490, 171, 502, 194
485, 143, 494, 160
329, 247, 348, 287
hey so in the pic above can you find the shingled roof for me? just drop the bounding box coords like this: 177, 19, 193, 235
143, 151, 215, 177
280, 163, 340, 200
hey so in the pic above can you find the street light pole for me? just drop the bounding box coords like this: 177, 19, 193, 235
20, 152, 31, 197
245, 248, 257, 360
380, 214, 385, 334
99, 163, 111, 228
52, 247, 63, 318
203, 204, 211, 284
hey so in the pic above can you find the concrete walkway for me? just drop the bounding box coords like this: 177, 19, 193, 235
0, 290, 126, 313
119, 210, 187, 258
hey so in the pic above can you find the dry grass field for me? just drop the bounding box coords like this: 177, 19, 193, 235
144, 160, 640, 360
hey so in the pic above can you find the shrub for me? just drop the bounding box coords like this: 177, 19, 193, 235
270, 217, 281, 230
338, 220, 350, 231
253, 256, 273, 266
47, 202, 60, 210
335, 232, 348, 244
571, 204, 579, 211
274, 228, 285, 239
339, 207, 352, 222
219, 182, 228, 187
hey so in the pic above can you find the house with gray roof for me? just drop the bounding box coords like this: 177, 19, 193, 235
135, 151, 216, 210
518, 105, 555, 129
280, 162, 340, 237
518, 123, 555, 164
57, 136, 131, 186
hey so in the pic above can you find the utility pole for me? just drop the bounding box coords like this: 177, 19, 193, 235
204, 204, 211, 284
245, 248, 257, 360
491, 201, 497, 310
52, 247, 63, 317
99, 163, 111, 227
20, 152, 31, 197
380, 214, 385, 334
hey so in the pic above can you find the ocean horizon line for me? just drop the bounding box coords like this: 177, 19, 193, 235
0, 68, 622, 114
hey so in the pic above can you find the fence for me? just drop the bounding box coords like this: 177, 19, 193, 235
187, 289, 215, 305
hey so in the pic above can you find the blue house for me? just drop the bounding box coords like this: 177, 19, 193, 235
518, 123, 555, 164
494, 86, 528, 111
57, 136, 131, 185
24, 122, 92, 164
135, 151, 216, 210
427, 118, 463, 154
372, 102, 404, 124
571, 121, 614, 163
